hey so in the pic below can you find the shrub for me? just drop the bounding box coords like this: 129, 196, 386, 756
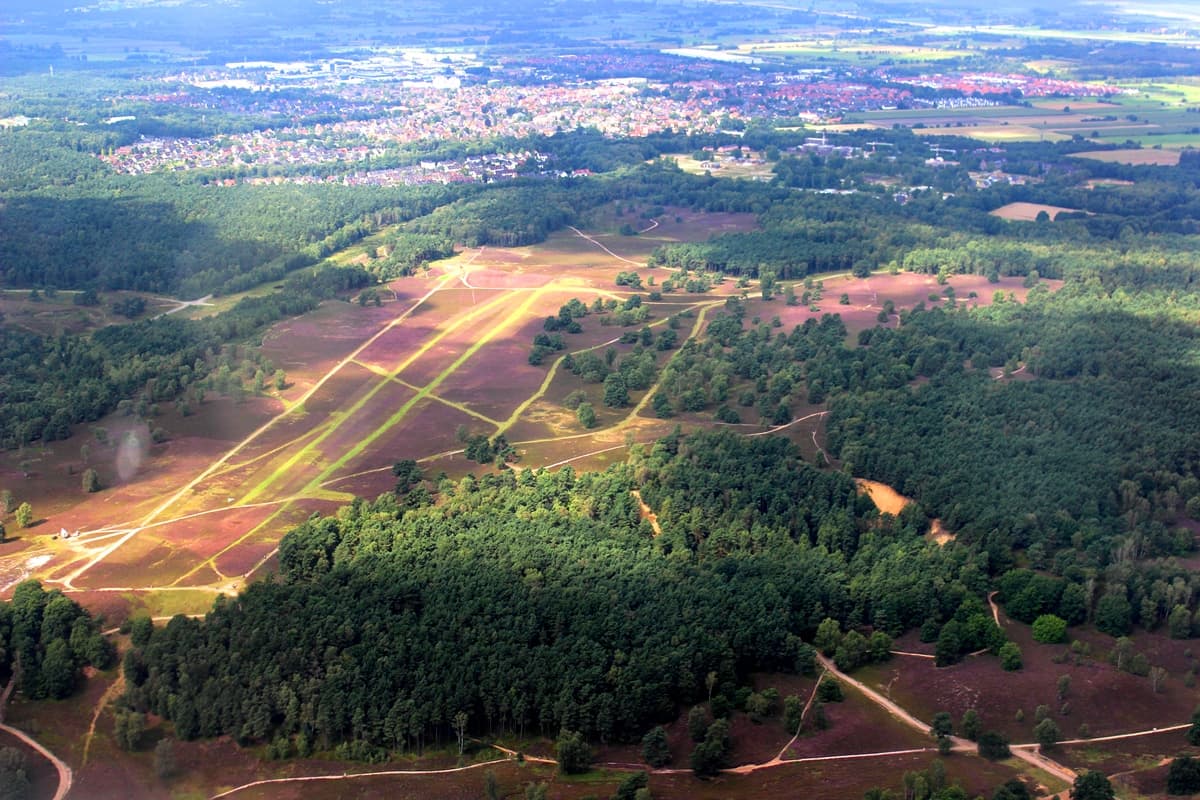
999, 641, 1023, 671
1032, 614, 1068, 644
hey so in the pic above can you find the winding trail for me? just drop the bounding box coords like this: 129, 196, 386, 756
772, 668, 827, 762
208, 759, 510, 800
81, 673, 125, 766
0, 722, 72, 800
747, 410, 829, 437
988, 591, 1002, 626
816, 654, 931, 736
568, 226, 644, 266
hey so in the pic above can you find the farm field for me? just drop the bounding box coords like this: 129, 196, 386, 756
845, 98, 1200, 147
1073, 148, 1184, 165
991, 202, 1084, 221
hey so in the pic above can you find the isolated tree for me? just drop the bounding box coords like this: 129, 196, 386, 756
929, 711, 954, 739
999, 641, 1023, 671
81, 468, 101, 494
817, 677, 844, 703
603, 374, 629, 408
960, 709, 981, 741
1034, 718, 1061, 750
1057, 675, 1071, 702
392, 459, 422, 493
13, 503, 32, 529
812, 701, 829, 730
1108, 637, 1135, 674
760, 269, 777, 301
1150, 666, 1168, 693
641, 725, 671, 767
1070, 770, 1114, 800
935, 621, 963, 666
0, 522, 5, 543
868, 630, 893, 662
154, 738, 177, 780
0, 490, 12, 514
1189, 707, 1200, 745
576, 402, 597, 429
651, 393, 673, 418
978, 730, 1010, 760
556, 729, 591, 774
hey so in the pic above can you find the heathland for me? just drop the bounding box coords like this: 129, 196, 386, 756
6, 2, 1200, 798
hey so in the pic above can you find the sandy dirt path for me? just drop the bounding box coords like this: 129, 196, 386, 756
55, 272, 458, 589
0, 722, 72, 800
568, 225, 645, 266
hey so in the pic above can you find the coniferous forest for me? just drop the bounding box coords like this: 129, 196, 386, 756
121, 432, 969, 755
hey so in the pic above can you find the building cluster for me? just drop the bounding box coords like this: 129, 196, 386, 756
98, 81, 729, 175
239, 151, 554, 188
94, 51, 1134, 179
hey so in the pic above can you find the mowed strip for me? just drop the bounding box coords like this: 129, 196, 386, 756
58, 272, 458, 589
171, 287, 550, 585
238, 287, 518, 505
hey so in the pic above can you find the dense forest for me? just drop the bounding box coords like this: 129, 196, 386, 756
0, 265, 369, 449
121, 432, 988, 755
0, 580, 113, 701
